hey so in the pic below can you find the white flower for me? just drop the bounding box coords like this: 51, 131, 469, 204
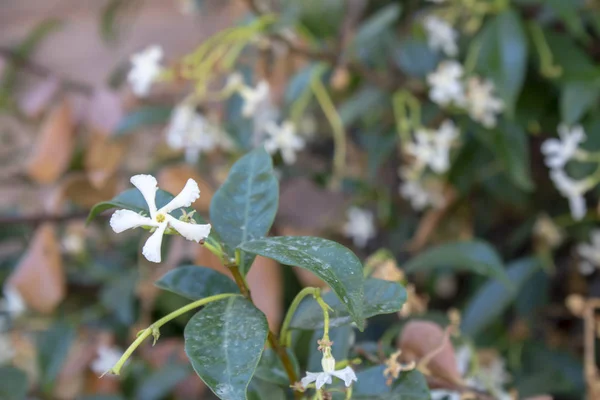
264, 121, 305, 165
225, 72, 244, 92
406, 120, 459, 174
127, 45, 163, 97
541, 124, 586, 169
300, 352, 357, 390
109, 175, 211, 263
578, 230, 600, 275
343, 207, 376, 248
91, 345, 122, 375
427, 61, 465, 107
0, 285, 26, 318
464, 77, 504, 128
399, 168, 446, 211
549, 168, 588, 221
423, 16, 458, 57
533, 213, 564, 248
0, 333, 14, 366
239, 81, 270, 117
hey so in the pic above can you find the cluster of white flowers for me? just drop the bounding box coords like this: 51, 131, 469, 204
110, 175, 211, 263
406, 120, 459, 174
128, 45, 164, 97
423, 15, 458, 57
427, 62, 504, 128
91, 344, 123, 376
577, 229, 600, 276
165, 102, 233, 163
264, 121, 306, 165
300, 348, 357, 390
541, 124, 591, 220
343, 207, 377, 248
398, 167, 446, 211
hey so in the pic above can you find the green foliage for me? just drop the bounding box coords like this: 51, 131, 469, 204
134, 364, 190, 400
0, 367, 28, 400
155, 265, 239, 300
116, 106, 173, 136
353, 366, 430, 400
254, 348, 300, 386
37, 322, 75, 393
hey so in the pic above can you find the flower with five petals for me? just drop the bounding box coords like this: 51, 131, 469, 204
300, 350, 357, 390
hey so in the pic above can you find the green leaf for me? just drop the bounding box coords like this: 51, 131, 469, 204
209, 148, 279, 274
0, 367, 28, 400
37, 322, 75, 393
339, 87, 387, 127
545, 30, 600, 81
254, 348, 300, 386
353, 366, 430, 400
88, 188, 176, 223
155, 265, 239, 300
461, 257, 540, 336
290, 278, 406, 330
476, 9, 528, 115
561, 81, 600, 124
115, 106, 172, 136
352, 4, 401, 49
393, 38, 440, 78
184, 296, 268, 400
239, 236, 366, 329
134, 364, 189, 400
247, 378, 288, 400
404, 240, 511, 288
491, 120, 534, 191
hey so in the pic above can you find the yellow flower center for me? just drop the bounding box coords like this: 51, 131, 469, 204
156, 213, 166, 223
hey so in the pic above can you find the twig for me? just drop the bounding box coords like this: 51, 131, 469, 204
0, 211, 92, 226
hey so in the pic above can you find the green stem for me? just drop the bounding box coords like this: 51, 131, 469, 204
311, 69, 346, 190
280, 287, 319, 347
315, 292, 331, 341
108, 293, 239, 375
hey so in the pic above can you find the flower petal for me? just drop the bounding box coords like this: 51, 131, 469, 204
315, 372, 332, 389
159, 179, 200, 214
142, 224, 167, 263
167, 216, 211, 242
300, 371, 320, 388
110, 209, 156, 233
330, 366, 358, 387
130, 174, 159, 217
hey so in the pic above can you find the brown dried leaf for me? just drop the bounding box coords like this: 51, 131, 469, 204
26, 99, 75, 184
398, 320, 462, 385
85, 132, 126, 189
7, 223, 65, 313
157, 165, 214, 213
62, 173, 118, 209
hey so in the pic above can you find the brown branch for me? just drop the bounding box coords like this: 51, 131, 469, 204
0, 47, 94, 95
0, 211, 93, 226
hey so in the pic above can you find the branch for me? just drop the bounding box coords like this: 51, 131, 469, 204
0, 211, 93, 226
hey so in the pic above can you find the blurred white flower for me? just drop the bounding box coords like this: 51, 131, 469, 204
549, 168, 588, 221
0, 333, 14, 366
343, 207, 376, 248
541, 124, 586, 169
533, 213, 564, 249
399, 168, 446, 211
127, 45, 163, 97
91, 344, 122, 376
406, 120, 459, 174
224, 72, 244, 93
239, 81, 270, 117
430, 390, 461, 400
464, 77, 504, 128
577, 230, 600, 275
264, 121, 305, 165
0, 285, 26, 319
300, 351, 357, 389
423, 16, 458, 57
109, 175, 211, 263
427, 61, 465, 107
62, 231, 85, 255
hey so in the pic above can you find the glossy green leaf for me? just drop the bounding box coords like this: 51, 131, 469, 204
0, 367, 28, 400
461, 257, 540, 336
115, 106, 172, 136
184, 296, 268, 400
247, 378, 288, 400
254, 348, 300, 386
394, 38, 440, 78
476, 9, 528, 115
352, 4, 401, 49
239, 236, 365, 329
545, 30, 600, 81
404, 240, 511, 287
490, 120, 533, 191
37, 322, 75, 393
339, 87, 387, 127
290, 278, 406, 330
134, 364, 189, 400
155, 265, 239, 300
353, 366, 430, 400
561, 81, 600, 124
88, 188, 178, 223
210, 147, 279, 274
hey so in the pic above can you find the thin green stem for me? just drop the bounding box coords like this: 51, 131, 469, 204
280, 287, 319, 347
108, 293, 239, 375
315, 292, 331, 341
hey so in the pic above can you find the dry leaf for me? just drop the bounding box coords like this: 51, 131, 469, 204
61, 173, 118, 209
54, 331, 97, 400
523, 396, 553, 400
398, 320, 461, 385
86, 88, 124, 135
85, 132, 126, 189
8, 223, 65, 313
18, 76, 60, 119
26, 99, 75, 184
157, 165, 214, 213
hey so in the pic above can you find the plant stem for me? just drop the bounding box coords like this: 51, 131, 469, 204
108, 293, 239, 375
280, 287, 319, 347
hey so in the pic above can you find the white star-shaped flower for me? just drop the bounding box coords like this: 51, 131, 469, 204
109, 175, 211, 263
578, 230, 600, 275
300, 352, 357, 390
406, 120, 459, 174
541, 124, 586, 169
90, 344, 122, 376
549, 168, 588, 221
464, 77, 504, 128
264, 121, 305, 165
427, 61, 466, 107
423, 16, 458, 57
127, 45, 164, 97
165, 103, 220, 163
343, 207, 377, 248
239, 81, 270, 117
0, 285, 26, 318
